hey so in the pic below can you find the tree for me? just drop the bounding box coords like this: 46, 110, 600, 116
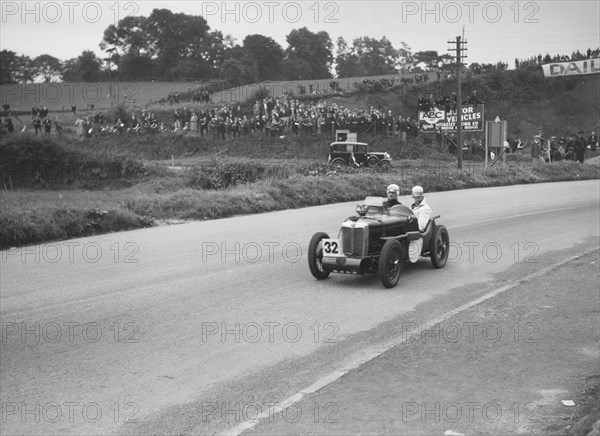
285, 27, 333, 79
0, 50, 19, 84
354, 36, 399, 76
220, 58, 253, 85
113, 52, 154, 80
62, 51, 103, 82
414, 50, 441, 71
146, 8, 212, 79
100, 16, 149, 57
99, 9, 232, 80
397, 41, 415, 72
334, 36, 398, 77
100, 15, 151, 80
282, 58, 312, 81
32, 54, 62, 82
335, 37, 360, 78
14, 55, 35, 83
242, 35, 284, 81
0, 52, 35, 83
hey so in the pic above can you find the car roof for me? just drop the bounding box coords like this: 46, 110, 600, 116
330, 142, 369, 146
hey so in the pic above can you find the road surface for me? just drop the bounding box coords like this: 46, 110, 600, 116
1, 180, 598, 434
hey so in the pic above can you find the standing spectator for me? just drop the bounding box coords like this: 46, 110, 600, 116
574, 131, 587, 163
33, 117, 42, 135
4, 117, 14, 133
54, 120, 63, 136
564, 133, 576, 160
217, 116, 226, 140
530, 135, 541, 160
253, 100, 261, 119
43, 118, 52, 136
173, 110, 182, 131
241, 116, 250, 136
384, 110, 394, 137
74, 116, 85, 141
190, 111, 198, 132
588, 131, 598, 151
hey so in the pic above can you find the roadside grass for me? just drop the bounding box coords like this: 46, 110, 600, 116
1, 155, 598, 250
0, 191, 152, 249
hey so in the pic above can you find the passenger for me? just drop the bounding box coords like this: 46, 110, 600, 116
383, 184, 402, 207
410, 185, 432, 231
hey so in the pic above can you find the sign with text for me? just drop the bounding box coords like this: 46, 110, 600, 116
542, 58, 600, 77
419, 104, 484, 132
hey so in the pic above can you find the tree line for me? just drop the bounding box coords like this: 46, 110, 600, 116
1, 8, 458, 85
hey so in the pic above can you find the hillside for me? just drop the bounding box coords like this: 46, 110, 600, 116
1, 67, 599, 249
2, 69, 598, 142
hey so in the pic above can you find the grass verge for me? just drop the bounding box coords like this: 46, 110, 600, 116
1, 156, 598, 250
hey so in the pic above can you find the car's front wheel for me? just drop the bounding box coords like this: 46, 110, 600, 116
308, 232, 331, 280
367, 156, 379, 167
430, 225, 449, 268
379, 239, 403, 288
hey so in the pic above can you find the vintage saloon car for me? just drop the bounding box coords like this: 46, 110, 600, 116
308, 197, 449, 288
328, 141, 392, 169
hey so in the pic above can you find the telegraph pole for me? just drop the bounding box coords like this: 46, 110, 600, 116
448, 36, 467, 169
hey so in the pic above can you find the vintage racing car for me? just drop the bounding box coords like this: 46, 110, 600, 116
308, 197, 449, 288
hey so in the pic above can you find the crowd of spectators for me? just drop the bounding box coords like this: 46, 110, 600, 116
48, 96, 420, 142
417, 90, 482, 112
161, 96, 421, 141
515, 47, 599, 69
520, 130, 598, 163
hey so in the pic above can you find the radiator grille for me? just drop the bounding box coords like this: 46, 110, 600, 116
342, 226, 366, 256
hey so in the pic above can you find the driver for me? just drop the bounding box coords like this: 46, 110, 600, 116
410, 185, 432, 231
383, 184, 402, 207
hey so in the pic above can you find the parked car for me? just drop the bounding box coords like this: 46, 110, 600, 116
328, 141, 392, 169
308, 196, 449, 288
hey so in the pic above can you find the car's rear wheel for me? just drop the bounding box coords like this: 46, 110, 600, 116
430, 225, 449, 268
378, 160, 392, 171
330, 159, 346, 170
379, 239, 403, 288
308, 232, 331, 280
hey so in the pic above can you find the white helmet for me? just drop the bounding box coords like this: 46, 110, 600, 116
412, 185, 424, 198
387, 184, 400, 194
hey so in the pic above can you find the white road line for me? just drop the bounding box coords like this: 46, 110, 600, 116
219, 247, 599, 436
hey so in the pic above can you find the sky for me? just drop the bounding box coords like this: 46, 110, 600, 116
1, 0, 599, 68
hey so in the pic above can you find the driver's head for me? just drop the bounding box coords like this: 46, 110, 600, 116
387, 184, 400, 200
412, 185, 425, 203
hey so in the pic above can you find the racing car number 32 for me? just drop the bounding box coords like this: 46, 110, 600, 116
322, 239, 341, 256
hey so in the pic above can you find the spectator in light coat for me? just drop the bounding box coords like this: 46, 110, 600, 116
410, 186, 432, 232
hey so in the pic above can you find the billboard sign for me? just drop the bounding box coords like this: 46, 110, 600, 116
419, 104, 484, 132
542, 58, 600, 77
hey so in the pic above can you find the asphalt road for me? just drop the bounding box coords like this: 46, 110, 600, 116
1, 180, 599, 435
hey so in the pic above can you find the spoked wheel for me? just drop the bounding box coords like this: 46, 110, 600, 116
378, 160, 392, 171
308, 232, 331, 280
430, 225, 449, 268
379, 239, 403, 288
330, 159, 346, 170
367, 156, 379, 167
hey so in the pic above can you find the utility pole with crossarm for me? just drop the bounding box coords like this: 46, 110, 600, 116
447, 36, 468, 169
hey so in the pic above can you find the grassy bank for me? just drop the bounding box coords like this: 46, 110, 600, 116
1, 152, 598, 249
